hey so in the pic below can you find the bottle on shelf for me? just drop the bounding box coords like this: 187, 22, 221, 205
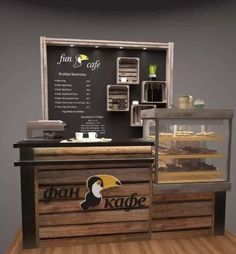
157, 83, 163, 102
147, 83, 154, 102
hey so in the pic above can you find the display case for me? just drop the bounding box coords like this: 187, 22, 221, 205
141, 109, 233, 184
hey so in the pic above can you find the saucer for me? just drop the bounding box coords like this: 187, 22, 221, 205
61, 138, 112, 143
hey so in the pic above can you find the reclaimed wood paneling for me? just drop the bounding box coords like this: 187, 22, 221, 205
152, 216, 212, 231
152, 201, 213, 218
39, 197, 149, 214
38, 182, 149, 202
152, 192, 214, 203
36, 162, 150, 170
39, 233, 148, 248
39, 221, 149, 239
151, 192, 214, 239
39, 209, 149, 226
152, 228, 212, 239
38, 167, 149, 185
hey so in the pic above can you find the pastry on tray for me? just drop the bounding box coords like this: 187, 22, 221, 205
158, 162, 217, 172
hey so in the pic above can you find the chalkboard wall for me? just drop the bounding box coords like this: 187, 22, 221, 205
47, 46, 166, 139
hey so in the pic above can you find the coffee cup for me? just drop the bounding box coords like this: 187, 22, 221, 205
88, 132, 98, 140
75, 132, 84, 140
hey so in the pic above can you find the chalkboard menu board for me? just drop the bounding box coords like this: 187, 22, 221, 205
46, 45, 167, 139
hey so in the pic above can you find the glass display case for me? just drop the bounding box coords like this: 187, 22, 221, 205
141, 109, 233, 184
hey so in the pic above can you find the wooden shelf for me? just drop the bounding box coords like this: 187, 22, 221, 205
107, 85, 129, 111
157, 170, 225, 183
141, 81, 167, 103
117, 57, 140, 85
159, 153, 224, 160
130, 104, 156, 127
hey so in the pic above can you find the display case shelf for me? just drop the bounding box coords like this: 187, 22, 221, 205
107, 85, 129, 111
158, 170, 225, 184
117, 57, 140, 85
159, 153, 224, 160
148, 134, 225, 142
141, 81, 167, 103
130, 104, 156, 127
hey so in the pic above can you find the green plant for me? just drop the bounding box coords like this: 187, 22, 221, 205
149, 64, 157, 75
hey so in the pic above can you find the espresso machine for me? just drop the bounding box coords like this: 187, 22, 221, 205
26, 120, 67, 139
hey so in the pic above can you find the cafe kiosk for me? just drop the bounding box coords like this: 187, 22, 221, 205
14, 38, 233, 249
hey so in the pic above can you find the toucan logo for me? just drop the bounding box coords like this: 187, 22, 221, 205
73, 54, 89, 68
57, 53, 101, 71
80, 175, 121, 210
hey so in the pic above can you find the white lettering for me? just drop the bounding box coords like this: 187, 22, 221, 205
57, 54, 72, 65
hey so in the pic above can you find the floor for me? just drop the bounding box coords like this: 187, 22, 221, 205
6, 231, 236, 254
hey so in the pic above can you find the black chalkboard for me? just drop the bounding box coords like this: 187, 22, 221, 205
47, 46, 166, 139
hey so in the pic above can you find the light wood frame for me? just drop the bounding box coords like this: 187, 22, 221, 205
40, 37, 174, 119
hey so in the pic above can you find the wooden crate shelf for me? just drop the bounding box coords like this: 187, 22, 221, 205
141, 81, 167, 103
117, 57, 140, 84
130, 104, 156, 127
107, 85, 129, 111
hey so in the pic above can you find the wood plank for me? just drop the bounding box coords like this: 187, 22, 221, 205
152, 201, 213, 218
38, 167, 150, 185
39, 196, 149, 214
153, 182, 231, 194
118, 72, 137, 76
39, 209, 149, 226
152, 228, 212, 239
152, 192, 214, 203
36, 162, 151, 170
40, 233, 148, 248
119, 68, 138, 72
152, 216, 212, 231
38, 182, 149, 203
35, 153, 152, 160
33, 146, 152, 156
39, 221, 149, 238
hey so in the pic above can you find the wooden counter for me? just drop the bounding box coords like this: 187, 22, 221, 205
14, 139, 154, 249
14, 139, 231, 249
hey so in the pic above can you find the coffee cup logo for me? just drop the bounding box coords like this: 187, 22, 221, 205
80, 175, 121, 210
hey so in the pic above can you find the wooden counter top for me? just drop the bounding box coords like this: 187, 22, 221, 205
14, 139, 154, 148
6, 229, 236, 254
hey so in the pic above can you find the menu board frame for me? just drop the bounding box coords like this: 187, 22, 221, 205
40, 37, 174, 138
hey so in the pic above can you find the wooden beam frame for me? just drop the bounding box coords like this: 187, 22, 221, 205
40, 36, 174, 119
